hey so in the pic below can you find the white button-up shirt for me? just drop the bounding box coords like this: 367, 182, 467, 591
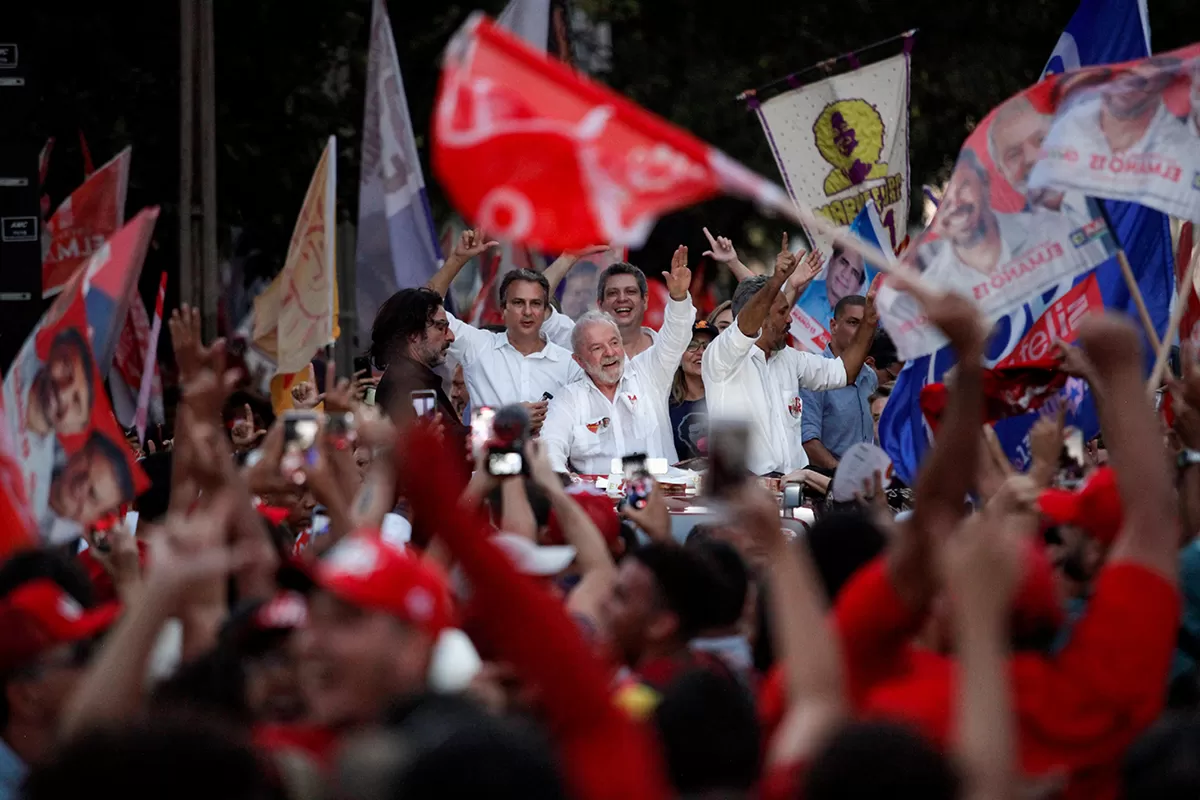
446, 311, 584, 408
703, 323, 849, 475
541, 296, 695, 474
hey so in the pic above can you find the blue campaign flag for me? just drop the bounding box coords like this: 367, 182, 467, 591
354, 0, 445, 347
880, 0, 1173, 484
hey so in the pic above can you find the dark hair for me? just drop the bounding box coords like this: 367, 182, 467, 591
49, 327, 96, 404
804, 721, 959, 800
79, 431, 136, 500
487, 478, 552, 531
833, 294, 867, 320
22, 715, 278, 800
706, 300, 732, 327
869, 329, 901, 370
630, 543, 721, 642
685, 538, 748, 630
731, 275, 768, 318
375, 693, 569, 800
804, 510, 888, 603
498, 269, 550, 307
653, 669, 760, 794
370, 288, 444, 369
1124, 714, 1200, 799
869, 385, 892, 406
134, 451, 173, 523
596, 262, 648, 303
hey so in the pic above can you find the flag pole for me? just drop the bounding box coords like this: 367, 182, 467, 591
1147, 243, 1199, 396
1095, 202, 1162, 353
326, 135, 337, 371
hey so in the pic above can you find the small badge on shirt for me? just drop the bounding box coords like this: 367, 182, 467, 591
787, 396, 803, 419
586, 416, 611, 434
626, 394, 637, 406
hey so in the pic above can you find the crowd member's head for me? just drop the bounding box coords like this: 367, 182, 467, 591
670, 321, 718, 405
804, 510, 889, 602
0, 549, 116, 767
987, 95, 1052, 196
298, 535, 454, 729
1038, 466, 1121, 593
934, 150, 995, 257
449, 362, 469, 418
868, 329, 902, 386
49, 432, 135, 524
560, 260, 600, 320
597, 263, 648, 334
571, 310, 625, 388
261, 483, 317, 533
828, 295, 866, 354
370, 288, 455, 371
223, 592, 308, 724
334, 693, 568, 800
870, 386, 891, 442
825, 243, 866, 310
732, 275, 791, 354
684, 537, 749, 635
602, 542, 719, 668
22, 716, 277, 800
1103, 55, 1180, 121
498, 269, 551, 340
707, 300, 734, 332
653, 669, 760, 797
1123, 714, 1200, 800
803, 721, 959, 800
28, 327, 95, 437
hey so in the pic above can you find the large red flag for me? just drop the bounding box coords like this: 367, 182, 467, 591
42, 148, 131, 297
433, 14, 790, 251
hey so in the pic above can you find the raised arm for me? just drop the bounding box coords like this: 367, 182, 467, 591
634, 245, 696, 390
736, 233, 796, 338
543, 245, 611, 295
837, 276, 881, 384
425, 228, 499, 299
702, 227, 754, 282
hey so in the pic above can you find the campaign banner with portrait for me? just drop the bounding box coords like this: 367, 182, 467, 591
876, 77, 1119, 360
1029, 44, 1200, 224
753, 50, 911, 255
42, 148, 130, 298
790, 200, 887, 352
4, 213, 155, 544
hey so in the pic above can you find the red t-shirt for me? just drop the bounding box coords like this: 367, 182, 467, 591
253, 722, 340, 766
833, 557, 1179, 800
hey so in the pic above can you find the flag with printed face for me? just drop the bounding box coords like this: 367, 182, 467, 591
1029, 43, 1200, 223
273, 137, 339, 376
4, 212, 154, 544
790, 200, 888, 352
752, 47, 912, 256
42, 148, 130, 298
355, 0, 443, 346
880, 0, 1175, 484
433, 14, 793, 252
875, 74, 1121, 360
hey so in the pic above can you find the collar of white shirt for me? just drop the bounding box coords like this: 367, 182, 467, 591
494, 333, 564, 361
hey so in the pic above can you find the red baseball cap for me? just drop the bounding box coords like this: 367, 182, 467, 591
544, 483, 622, 553
1010, 538, 1065, 637
1037, 466, 1123, 546
314, 534, 455, 638
0, 578, 120, 670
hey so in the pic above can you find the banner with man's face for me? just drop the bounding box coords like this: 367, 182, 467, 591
876, 74, 1119, 359
1029, 44, 1200, 224
4, 215, 155, 544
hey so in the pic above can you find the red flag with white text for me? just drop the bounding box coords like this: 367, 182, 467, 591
433, 14, 791, 251
42, 148, 130, 297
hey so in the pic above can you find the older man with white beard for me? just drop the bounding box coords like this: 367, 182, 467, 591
540, 246, 696, 475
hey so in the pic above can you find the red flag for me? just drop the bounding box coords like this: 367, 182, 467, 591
42, 148, 131, 297
1177, 222, 1200, 348
433, 14, 789, 251
79, 130, 96, 177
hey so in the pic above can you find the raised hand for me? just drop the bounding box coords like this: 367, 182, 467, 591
864, 273, 882, 329
773, 232, 799, 284
1028, 405, 1066, 470
790, 249, 825, 293
702, 227, 739, 263
567, 244, 611, 259
291, 379, 319, 410
1053, 340, 1096, 383
320, 361, 358, 414
451, 227, 500, 263
230, 404, 265, 450
663, 244, 692, 301
169, 304, 215, 383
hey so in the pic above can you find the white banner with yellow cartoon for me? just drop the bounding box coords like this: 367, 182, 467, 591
754, 52, 910, 256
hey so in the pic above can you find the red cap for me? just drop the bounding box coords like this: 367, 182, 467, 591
544, 484, 621, 553
0, 578, 120, 670
314, 534, 454, 638
1037, 466, 1123, 546
1010, 539, 1065, 637
256, 504, 292, 527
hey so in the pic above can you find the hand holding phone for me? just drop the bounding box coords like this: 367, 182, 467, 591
281, 410, 321, 481
622, 453, 652, 510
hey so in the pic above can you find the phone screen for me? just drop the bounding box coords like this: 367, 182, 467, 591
353, 355, 372, 376
282, 411, 320, 475
471, 407, 496, 459
487, 451, 523, 476
411, 390, 438, 418
622, 454, 651, 510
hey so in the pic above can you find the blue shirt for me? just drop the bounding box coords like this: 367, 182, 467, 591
799, 345, 878, 460
669, 397, 708, 462
0, 737, 26, 800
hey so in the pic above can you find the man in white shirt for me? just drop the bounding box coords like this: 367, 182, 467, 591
426, 229, 584, 433
703, 241, 877, 476
541, 247, 696, 474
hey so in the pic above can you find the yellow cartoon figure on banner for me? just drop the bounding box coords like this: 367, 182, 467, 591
813, 99, 889, 195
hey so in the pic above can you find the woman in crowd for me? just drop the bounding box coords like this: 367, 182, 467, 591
668, 321, 717, 463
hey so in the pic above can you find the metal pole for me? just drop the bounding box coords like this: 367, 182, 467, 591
198, 0, 219, 340
179, 0, 195, 311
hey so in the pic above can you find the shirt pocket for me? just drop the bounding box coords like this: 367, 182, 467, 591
572, 422, 610, 456
782, 391, 804, 428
